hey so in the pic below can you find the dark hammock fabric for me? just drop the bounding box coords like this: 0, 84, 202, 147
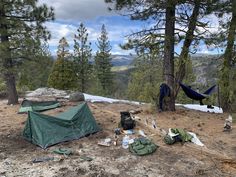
180, 83, 216, 101
203, 85, 216, 95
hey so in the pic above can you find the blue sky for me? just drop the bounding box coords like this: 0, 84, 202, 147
39, 0, 222, 56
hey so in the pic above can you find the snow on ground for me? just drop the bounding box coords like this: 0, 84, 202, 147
25, 88, 223, 113
84, 93, 142, 105
25, 88, 142, 105
84, 94, 223, 113
176, 104, 223, 113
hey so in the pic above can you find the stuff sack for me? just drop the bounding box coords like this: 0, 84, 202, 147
163, 134, 175, 145
120, 111, 135, 130
129, 138, 158, 156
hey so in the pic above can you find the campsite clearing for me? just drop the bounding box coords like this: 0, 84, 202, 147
0, 100, 236, 177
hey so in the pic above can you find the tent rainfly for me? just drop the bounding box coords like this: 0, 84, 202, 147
19, 99, 61, 113
23, 102, 101, 148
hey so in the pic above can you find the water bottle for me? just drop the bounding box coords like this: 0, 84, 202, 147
122, 135, 129, 149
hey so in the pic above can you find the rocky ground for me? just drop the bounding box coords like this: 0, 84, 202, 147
0, 99, 236, 177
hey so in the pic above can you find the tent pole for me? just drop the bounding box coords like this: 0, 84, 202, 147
28, 113, 33, 143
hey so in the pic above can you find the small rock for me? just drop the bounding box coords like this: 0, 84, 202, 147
0, 170, 6, 175
4, 161, 10, 165
69, 92, 85, 102
79, 144, 83, 148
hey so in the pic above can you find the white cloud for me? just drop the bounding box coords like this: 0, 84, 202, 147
199, 49, 211, 54
39, 0, 226, 56
107, 25, 141, 41
39, 0, 115, 21
45, 22, 77, 47
45, 20, 140, 55
194, 13, 230, 36
194, 42, 223, 55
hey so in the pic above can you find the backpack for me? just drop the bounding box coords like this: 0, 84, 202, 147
120, 111, 135, 130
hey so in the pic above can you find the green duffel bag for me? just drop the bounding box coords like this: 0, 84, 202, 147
129, 138, 158, 156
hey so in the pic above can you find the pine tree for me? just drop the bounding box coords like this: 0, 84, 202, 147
217, 0, 236, 111
105, 0, 221, 111
0, 0, 54, 104
174, 0, 201, 99
48, 37, 77, 90
163, 0, 176, 111
106, 0, 177, 110
73, 23, 92, 92
95, 24, 113, 95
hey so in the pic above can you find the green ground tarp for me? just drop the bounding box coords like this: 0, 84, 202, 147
19, 99, 61, 113
23, 102, 101, 148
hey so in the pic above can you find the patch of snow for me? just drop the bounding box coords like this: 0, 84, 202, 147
175, 103, 183, 106
177, 104, 223, 113
83, 93, 142, 105
25, 88, 142, 105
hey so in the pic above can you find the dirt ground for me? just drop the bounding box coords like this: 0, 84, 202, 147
0, 99, 236, 177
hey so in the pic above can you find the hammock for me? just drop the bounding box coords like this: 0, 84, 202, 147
179, 83, 216, 101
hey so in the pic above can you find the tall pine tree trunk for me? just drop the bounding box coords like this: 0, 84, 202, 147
81, 77, 85, 92
4, 71, 18, 105
221, 1, 236, 111
174, 0, 200, 99
81, 66, 85, 92
0, 8, 18, 105
163, 1, 176, 111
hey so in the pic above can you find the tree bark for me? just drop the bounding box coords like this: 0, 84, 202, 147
0, 8, 19, 105
81, 76, 85, 93
163, 0, 176, 111
221, 0, 236, 111
174, 0, 201, 99
4, 72, 18, 105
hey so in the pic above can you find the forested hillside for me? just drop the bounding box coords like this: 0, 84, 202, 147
191, 54, 222, 86
112, 54, 222, 95
0, 53, 225, 98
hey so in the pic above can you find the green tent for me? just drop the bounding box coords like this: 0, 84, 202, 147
19, 99, 61, 113
23, 102, 101, 148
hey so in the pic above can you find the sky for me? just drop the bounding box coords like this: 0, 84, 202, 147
38, 0, 222, 56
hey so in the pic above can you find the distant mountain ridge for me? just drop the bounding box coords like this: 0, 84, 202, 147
110, 55, 135, 66
52, 54, 136, 67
